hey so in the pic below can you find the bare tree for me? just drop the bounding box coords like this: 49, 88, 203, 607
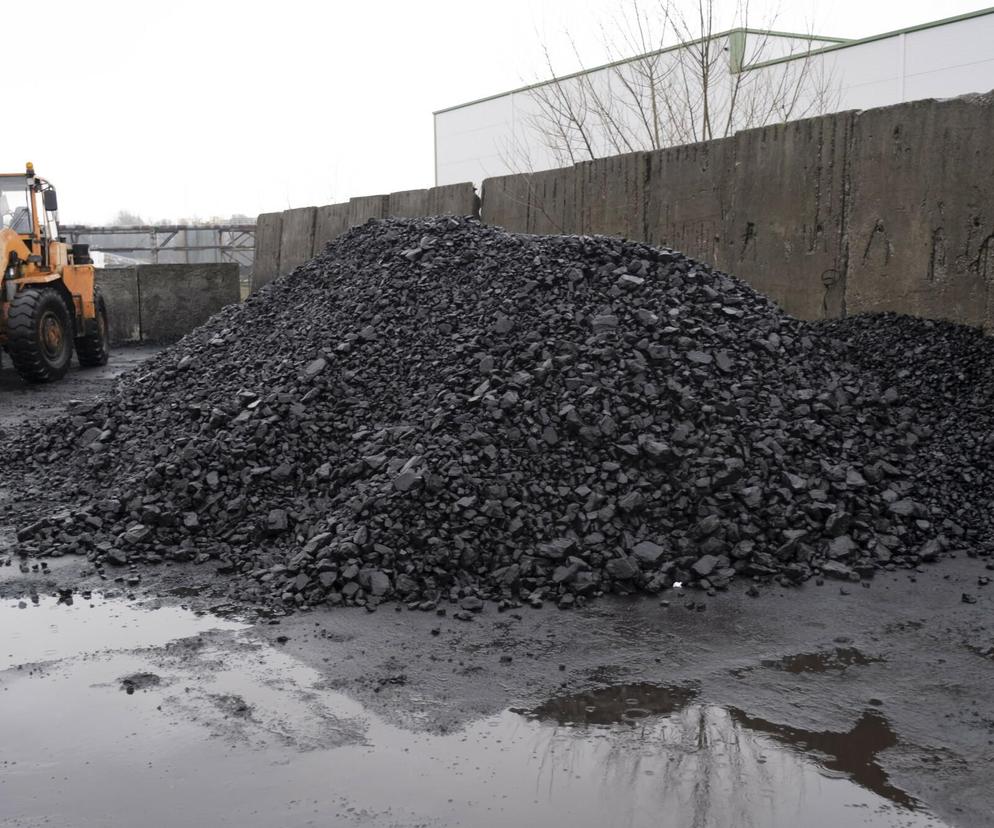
111, 209, 146, 227
512, 0, 840, 170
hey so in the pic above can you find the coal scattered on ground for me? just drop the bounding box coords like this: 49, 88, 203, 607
7, 217, 994, 613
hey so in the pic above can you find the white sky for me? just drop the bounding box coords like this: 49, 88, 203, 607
12, 0, 991, 224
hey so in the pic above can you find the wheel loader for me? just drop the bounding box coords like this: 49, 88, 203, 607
0, 162, 108, 383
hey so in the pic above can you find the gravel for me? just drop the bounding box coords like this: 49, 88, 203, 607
7, 216, 993, 611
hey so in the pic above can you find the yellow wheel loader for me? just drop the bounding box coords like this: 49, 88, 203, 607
0, 162, 108, 383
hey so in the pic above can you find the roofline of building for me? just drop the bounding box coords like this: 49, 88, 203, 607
432, 27, 849, 116
744, 5, 994, 72
433, 7, 994, 116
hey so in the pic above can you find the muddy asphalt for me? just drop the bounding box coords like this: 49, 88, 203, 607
1, 346, 993, 828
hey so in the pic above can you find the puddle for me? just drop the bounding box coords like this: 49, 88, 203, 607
732, 646, 886, 678
0, 597, 954, 828
770, 646, 885, 674
518, 681, 697, 725
1, 592, 245, 669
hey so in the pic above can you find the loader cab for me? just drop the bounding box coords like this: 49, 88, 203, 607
0, 167, 61, 268
0, 176, 34, 236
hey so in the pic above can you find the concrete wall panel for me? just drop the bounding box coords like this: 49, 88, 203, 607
348, 195, 389, 228
481, 169, 578, 235
846, 94, 994, 329
429, 183, 479, 217
723, 112, 855, 320
278, 207, 317, 277
137, 263, 240, 343
644, 137, 734, 268
480, 174, 532, 233
251, 212, 282, 291
388, 189, 431, 218
525, 167, 580, 235
578, 152, 646, 239
313, 202, 351, 256
96, 268, 141, 345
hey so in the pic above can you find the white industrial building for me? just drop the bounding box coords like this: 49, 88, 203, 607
434, 8, 994, 186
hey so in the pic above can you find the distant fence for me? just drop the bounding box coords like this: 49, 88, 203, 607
251, 184, 480, 290
252, 90, 994, 332
98, 263, 240, 345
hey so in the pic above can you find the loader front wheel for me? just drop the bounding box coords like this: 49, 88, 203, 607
8, 288, 74, 383
76, 290, 110, 367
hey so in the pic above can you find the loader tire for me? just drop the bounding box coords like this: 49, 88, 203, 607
76, 290, 110, 367
7, 288, 74, 383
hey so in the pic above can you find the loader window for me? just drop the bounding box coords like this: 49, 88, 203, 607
0, 183, 31, 233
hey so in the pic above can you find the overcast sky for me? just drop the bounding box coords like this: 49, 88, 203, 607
13, 0, 990, 224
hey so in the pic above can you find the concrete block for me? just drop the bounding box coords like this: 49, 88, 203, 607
348, 195, 389, 228
847, 94, 994, 330
96, 268, 141, 345
137, 263, 240, 343
278, 207, 317, 277
481, 174, 532, 233
723, 112, 856, 320
525, 167, 580, 235
429, 183, 479, 217
482, 168, 578, 235
644, 137, 734, 268
251, 212, 282, 290
578, 152, 647, 239
313, 202, 351, 256
388, 189, 432, 218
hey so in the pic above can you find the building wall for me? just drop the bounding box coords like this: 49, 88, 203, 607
435, 10, 994, 186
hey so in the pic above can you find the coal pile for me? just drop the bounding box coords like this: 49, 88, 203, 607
9, 217, 994, 611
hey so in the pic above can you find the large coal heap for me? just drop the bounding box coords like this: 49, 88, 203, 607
11, 217, 994, 611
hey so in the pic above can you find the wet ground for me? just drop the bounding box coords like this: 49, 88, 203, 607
0, 344, 161, 429
1, 349, 993, 827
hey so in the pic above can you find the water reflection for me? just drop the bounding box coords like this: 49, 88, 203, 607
0, 596, 953, 828
516, 683, 942, 828
732, 708, 912, 808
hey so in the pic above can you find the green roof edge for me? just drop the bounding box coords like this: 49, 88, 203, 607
433, 27, 848, 115
434, 7, 994, 115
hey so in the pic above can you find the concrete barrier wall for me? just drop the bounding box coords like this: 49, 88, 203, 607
97, 268, 141, 345
643, 137, 734, 269
479, 90, 994, 331
348, 195, 389, 228
97, 263, 239, 344
252, 213, 282, 290
278, 207, 317, 278
428, 182, 479, 216
250, 90, 994, 330
253, 183, 481, 289
313, 202, 351, 256
578, 152, 645, 239
846, 95, 994, 329
138, 264, 241, 343
388, 188, 432, 218
722, 112, 854, 320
